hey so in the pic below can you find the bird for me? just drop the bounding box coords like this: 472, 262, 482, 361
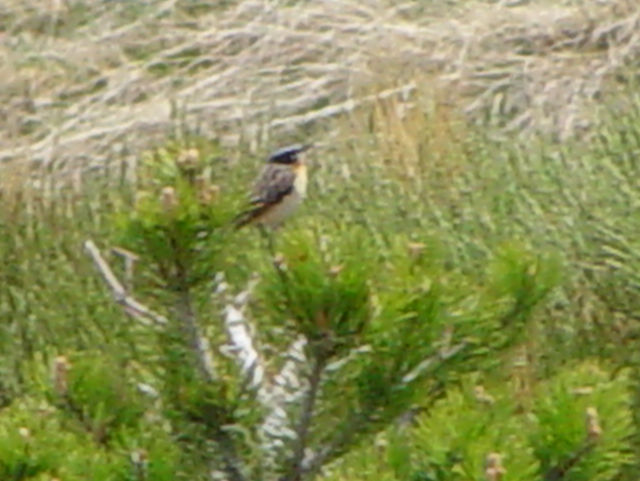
234, 144, 312, 230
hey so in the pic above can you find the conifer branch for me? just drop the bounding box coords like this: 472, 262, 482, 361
175, 287, 217, 383
302, 343, 466, 477
86, 239, 216, 381
543, 441, 596, 481
218, 274, 309, 461
402, 341, 467, 384
283, 355, 326, 481
209, 429, 249, 481
302, 411, 366, 479
164, 224, 218, 384
544, 407, 602, 481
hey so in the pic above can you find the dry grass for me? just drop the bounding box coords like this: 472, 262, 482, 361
1, 0, 639, 185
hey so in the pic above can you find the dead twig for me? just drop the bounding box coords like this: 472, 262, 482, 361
84, 239, 168, 326
111, 245, 139, 292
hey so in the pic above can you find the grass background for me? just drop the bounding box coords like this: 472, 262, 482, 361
1, 0, 640, 480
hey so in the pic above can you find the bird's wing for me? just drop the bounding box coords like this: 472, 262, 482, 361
234, 165, 296, 228
250, 164, 296, 206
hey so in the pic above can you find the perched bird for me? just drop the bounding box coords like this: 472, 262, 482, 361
234, 144, 312, 230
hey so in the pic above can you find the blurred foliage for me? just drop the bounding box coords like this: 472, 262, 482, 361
326, 361, 632, 481
0, 359, 181, 481
258, 228, 376, 355
114, 139, 238, 291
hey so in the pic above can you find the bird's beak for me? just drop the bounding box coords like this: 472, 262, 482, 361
300, 143, 314, 152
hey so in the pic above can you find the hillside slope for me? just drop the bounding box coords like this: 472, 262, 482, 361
1, 0, 639, 183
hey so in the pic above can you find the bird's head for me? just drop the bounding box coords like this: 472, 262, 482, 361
267, 143, 312, 164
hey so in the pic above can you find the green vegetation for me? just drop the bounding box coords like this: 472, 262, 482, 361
2, 1, 640, 480
326, 362, 633, 481
2, 89, 640, 479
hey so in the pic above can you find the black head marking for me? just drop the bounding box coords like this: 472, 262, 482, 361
267, 143, 312, 164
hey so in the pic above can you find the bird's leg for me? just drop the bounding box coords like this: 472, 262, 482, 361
258, 224, 277, 258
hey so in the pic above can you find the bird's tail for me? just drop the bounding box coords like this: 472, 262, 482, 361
232, 207, 259, 230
